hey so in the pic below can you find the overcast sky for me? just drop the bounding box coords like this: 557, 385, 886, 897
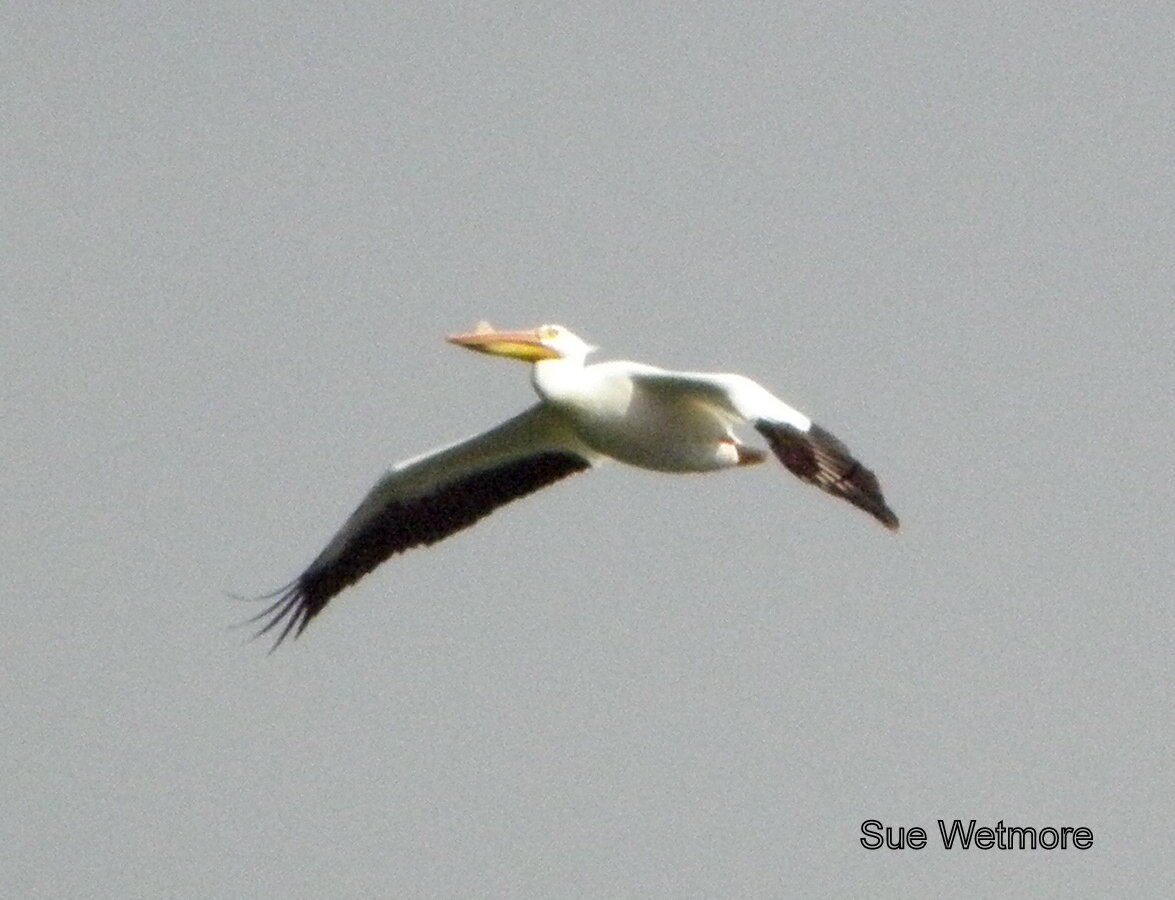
6, 3, 1174, 897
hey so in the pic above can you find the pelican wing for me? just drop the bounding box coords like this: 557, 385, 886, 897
754, 420, 899, 530
629, 370, 813, 431
254, 404, 597, 647
631, 371, 898, 530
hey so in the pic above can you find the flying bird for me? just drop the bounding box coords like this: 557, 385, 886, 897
252, 323, 898, 647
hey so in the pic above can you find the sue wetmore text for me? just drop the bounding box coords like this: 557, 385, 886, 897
860, 819, 1093, 851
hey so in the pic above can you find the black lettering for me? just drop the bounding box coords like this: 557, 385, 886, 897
1005, 825, 1037, 850
860, 819, 883, 850
938, 819, 976, 849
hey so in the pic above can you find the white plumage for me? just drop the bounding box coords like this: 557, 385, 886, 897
253, 324, 898, 647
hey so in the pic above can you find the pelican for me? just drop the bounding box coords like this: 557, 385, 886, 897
253, 323, 898, 647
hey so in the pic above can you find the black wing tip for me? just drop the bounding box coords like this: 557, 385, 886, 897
756, 419, 900, 531
240, 579, 328, 652
837, 480, 901, 532
238, 450, 592, 652
870, 501, 901, 532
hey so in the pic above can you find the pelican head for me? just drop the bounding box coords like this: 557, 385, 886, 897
447, 323, 595, 363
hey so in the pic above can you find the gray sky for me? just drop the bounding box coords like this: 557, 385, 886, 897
6, 3, 1174, 897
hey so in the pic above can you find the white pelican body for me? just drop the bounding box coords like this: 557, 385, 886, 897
253, 324, 898, 647
535, 356, 809, 471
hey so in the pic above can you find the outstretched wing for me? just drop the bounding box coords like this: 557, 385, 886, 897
631, 370, 898, 530
253, 404, 598, 648
754, 420, 899, 530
